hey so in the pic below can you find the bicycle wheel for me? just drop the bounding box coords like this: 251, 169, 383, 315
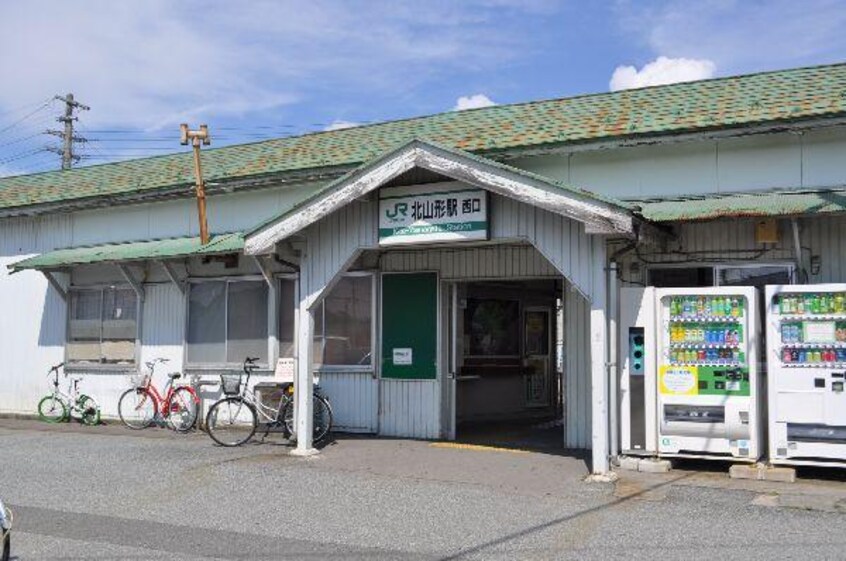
165, 387, 199, 433
77, 395, 101, 426
118, 388, 156, 429
281, 394, 334, 443
37, 395, 67, 423
206, 397, 257, 447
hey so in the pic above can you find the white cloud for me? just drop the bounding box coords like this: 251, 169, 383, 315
0, 1, 533, 131
614, 1, 846, 74
323, 120, 361, 131
453, 93, 497, 111
610, 56, 715, 91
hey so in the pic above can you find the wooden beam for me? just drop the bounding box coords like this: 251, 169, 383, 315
252, 255, 275, 288
117, 264, 145, 302
42, 271, 67, 301
158, 260, 185, 294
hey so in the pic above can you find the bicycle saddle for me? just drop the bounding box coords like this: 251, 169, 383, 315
167, 372, 181, 380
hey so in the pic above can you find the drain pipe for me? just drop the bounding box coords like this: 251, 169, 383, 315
791, 218, 803, 283
607, 261, 619, 462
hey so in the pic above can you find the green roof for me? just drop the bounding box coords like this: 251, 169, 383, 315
8, 232, 244, 272
2, 62, 846, 213
636, 188, 846, 222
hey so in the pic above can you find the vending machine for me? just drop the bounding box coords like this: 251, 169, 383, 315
655, 287, 761, 461
765, 284, 846, 467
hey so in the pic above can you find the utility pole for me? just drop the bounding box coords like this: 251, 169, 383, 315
46, 93, 90, 170
180, 123, 211, 244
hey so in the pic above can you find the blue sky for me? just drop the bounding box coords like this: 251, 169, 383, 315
1, 0, 846, 177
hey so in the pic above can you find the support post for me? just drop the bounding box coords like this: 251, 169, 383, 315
159, 261, 185, 294
42, 271, 67, 301
117, 264, 145, 302
292, 250, 317, 456
590, 237, 609, 475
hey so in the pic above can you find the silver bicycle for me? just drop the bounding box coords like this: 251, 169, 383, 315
205, 357, 333, 447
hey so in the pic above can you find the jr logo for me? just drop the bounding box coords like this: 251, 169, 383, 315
385, 202, 408, 222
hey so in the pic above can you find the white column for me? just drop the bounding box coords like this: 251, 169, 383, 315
590, 236, 609, 475
292, 254, 317, 456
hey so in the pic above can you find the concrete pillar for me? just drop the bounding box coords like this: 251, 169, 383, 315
590, 236, 609, 474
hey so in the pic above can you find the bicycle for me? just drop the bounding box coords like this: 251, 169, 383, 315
37, 363, 101, 425
205, 357, 333, 447
117, 358, 199, 432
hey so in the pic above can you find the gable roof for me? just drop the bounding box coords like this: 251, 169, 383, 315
244, 139, 655, 255
1, 62, 846, 215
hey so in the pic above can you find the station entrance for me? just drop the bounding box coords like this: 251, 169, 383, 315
444, 279, 564, 450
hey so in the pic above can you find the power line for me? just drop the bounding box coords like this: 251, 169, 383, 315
0, 99, 54, 137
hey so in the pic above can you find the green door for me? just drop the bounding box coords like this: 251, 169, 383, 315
381, 273, 438, 379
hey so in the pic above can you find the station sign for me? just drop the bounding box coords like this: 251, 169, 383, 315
378, 183, 489, 246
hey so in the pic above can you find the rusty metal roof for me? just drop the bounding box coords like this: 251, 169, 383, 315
2, 62, 846, 213
7, 232, 244, 272
635, 188, 846, 222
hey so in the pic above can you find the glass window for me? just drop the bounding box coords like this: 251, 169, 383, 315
314, 275, 373, 367
186, 280, 269, 365
67, 288, 137, 365
718, 266, 792, 287
648, 267, 714, 287
278, 278, 296, 360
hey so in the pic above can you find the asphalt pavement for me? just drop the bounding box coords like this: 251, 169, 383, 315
2, 418, 846, 560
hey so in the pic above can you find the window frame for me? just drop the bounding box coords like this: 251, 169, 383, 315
183, 275, 273, 370
646, 262, 795, 288
65, 283, 140, 371
312, 271, 376, 373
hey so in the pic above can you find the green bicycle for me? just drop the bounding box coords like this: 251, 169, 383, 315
37, 362, 101, 425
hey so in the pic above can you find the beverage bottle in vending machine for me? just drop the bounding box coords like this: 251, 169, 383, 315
836, 294, 845, 313
796, 296, 804, 314
731, 298, 741, 317
783, 349, 793, 362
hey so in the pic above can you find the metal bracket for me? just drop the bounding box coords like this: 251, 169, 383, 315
252, 255, 275, 288
158, 260, 186, 294
42, 271, 67, 301
117, 264, 145, 302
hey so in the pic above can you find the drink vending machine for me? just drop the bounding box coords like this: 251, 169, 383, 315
655, 287, 761, 460
765, 284, 846, 467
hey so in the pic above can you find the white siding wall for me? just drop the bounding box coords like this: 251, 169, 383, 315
318, 371, 378, 432
565, 287, 592, 449
380, 244, 560, 279
0, 216, 70, 414
378, 379, 440, 439
513, 127, 846, 199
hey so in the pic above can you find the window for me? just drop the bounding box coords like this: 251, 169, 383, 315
648, 267, 714, 288
67, 287, 137, 365
186, 280, 269, 365
278, 278, 296, 359
647, 264, 793, 288
313, 275, 373, 367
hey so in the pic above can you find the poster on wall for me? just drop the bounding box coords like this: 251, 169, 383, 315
378, 183, 488, 246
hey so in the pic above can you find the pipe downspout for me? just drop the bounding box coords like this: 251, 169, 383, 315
608, 262, 619, 461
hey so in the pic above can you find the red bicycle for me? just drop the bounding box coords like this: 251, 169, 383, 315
118, 358, 199, 432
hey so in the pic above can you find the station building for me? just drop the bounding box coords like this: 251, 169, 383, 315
3, 63, 846, 474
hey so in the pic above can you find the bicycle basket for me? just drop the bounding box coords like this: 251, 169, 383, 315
129, 373, 150, 388
220, 374, 242, 396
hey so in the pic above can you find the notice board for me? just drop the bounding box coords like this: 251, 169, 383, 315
381, 272, 437, 379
